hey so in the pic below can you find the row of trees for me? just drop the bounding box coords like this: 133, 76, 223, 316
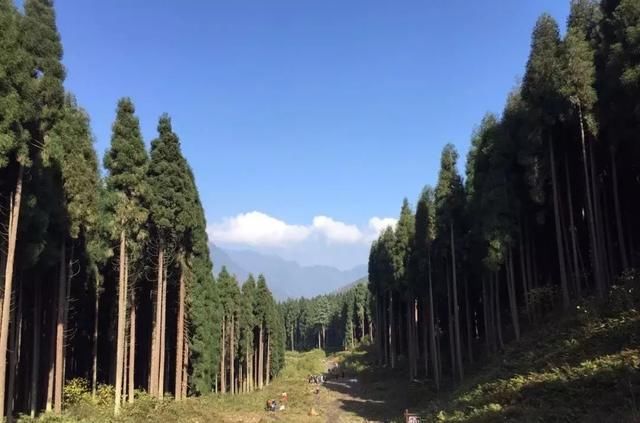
280, 282, 374, 352
0, 0, 285, 419
216, 269, 285, 395
368, 0, 640, 389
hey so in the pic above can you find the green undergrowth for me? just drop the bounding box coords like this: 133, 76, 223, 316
429, 300, 640, 422
22, 349, 327, 423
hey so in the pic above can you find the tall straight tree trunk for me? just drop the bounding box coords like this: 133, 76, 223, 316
150, 248, 163, 396
421, 298, 429, 378
549, 137, 570, 309
518, 223, 530, 319
450, 224, 463, 381
257, 325, 263, 390
54, 242, 67, 414
564, 157, 582, 298
590, 141, 610, 282
494, 274, 504, 350
128, 289, 136, 404
0, 166, 23, 420
427, 254, 439, 390
506, 249, 520, 341
266, 335, 271, 386
389, 291, 395, 369
482, 278, 491, 355
220, 317, 226, 393
46, 292, 56, 412
114, 231, 127, 415
577, 104, 604, 296
7, 283, 22, 422
230, 314, 235, 395
158, 264, 167, 399
30, 289, 42, 418
92, 272, 100, 398
175, 262, 185, 400
610, 148, 628, 270
182, 343, 188, 398
447, 270, 456, 379
381, 294, 387, 366
406, 298, 413, 381
290, 327, 294, 352
245, 350, 250, 393
464, 278, 473, 365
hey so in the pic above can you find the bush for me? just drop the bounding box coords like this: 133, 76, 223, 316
607, 269, 640, 315
63, 379, 90, 407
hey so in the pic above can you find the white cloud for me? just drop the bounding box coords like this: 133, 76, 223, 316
367, 217, 398, 239
208, 211, 397, 248
312, 216, 363, 243
208, 211, 310, 247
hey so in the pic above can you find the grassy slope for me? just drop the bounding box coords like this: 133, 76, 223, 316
428, 307, 640, 422
26, 350, 329, 423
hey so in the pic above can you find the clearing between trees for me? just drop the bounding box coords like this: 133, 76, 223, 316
27, 296, 639, 422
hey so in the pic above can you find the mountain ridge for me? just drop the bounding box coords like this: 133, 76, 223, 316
211, 244, 367, 300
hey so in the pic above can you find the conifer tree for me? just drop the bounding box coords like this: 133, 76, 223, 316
103, 98, 149, 414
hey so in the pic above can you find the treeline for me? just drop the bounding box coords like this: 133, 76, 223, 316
216, 269, 285, 395
0, 0, 284, 420
368, 0, 640, 389
280, 282, 374, 352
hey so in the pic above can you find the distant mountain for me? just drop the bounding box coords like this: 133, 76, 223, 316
335, 277, 368, 294
210, 244, 367, 300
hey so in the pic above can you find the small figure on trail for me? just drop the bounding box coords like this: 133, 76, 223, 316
281, 392, 288, 404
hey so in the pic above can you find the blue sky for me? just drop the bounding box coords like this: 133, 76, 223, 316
52, 0, 569, 269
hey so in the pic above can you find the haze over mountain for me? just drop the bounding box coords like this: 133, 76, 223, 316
211, 244, 366, 300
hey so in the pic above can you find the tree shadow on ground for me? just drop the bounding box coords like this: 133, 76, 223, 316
321, 346, 440, 422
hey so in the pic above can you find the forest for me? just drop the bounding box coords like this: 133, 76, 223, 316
0, 0, 286, 420
2, 0, 640, 421
367, 0, 640, 388
279, 282, 374, 352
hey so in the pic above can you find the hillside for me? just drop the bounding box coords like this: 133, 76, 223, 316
323, 298, 640, 422
211, 244, 367, 299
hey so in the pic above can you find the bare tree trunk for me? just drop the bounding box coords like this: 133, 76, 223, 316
494, 274, 504, 350
158, 264, 167, 399
577, 104, 604, 296
230, 314, 235, 395
114, 231, 127, 415
175, 262, 185, 400
482, 278, 490, 355
564, 157, 582, 298
447, 270, 456, 379
549, 137, 570, 308
506, 249, 520, 341
518, 223, 530, 319
7, 283, 22, 422
427, 254, 439, 390
181, 342, 188, 398
54, 242, 67, 414
220, 317, 226, 393
266, 334, 271, 386
92, 271, 100, 399
464, 278, 473, 365
30, 289, 42, 418
258, 325, 264, 389
0, 166, 23, 420
149, 248, 163, 397
46, 291, 56, 412
406, 298, 413, 381
450, 224, 463, 381
421, 298, 429, 379
128, 288, 136, 404
389, 291, 396, 369
610, 148, 628, 270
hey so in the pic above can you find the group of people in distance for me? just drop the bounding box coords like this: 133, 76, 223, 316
265, 392, 288, 412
